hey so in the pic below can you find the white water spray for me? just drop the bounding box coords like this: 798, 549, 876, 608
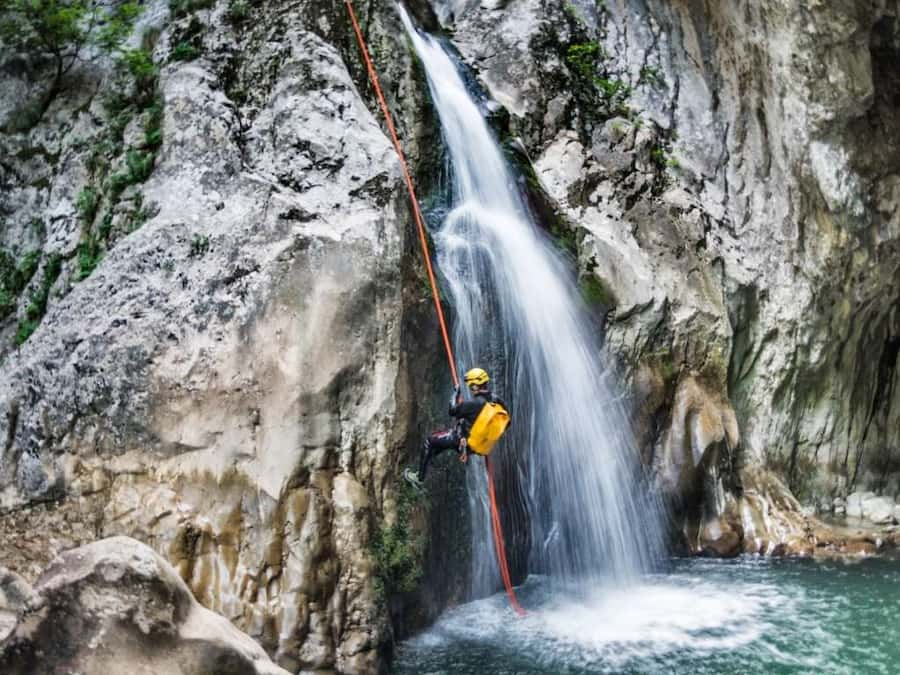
399, 7, 665, 595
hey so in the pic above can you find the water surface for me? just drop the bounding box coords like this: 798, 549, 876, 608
394, 557, 900, 674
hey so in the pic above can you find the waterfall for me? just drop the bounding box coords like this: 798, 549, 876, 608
398, 7, 665, 596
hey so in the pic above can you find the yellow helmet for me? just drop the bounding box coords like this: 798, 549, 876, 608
464, 367, 490, 387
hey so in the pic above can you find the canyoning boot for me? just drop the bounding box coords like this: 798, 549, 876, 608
403, 468, 425, 493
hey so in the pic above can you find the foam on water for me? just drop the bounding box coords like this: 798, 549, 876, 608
405, 575, 782, 669
395, 558, 900, 675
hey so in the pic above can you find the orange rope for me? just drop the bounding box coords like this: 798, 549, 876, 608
486, 457, 527, 615
344, 0, 524, 616
344, 0, 457, 387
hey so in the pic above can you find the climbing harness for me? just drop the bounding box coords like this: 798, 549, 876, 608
344, 0, 526, 616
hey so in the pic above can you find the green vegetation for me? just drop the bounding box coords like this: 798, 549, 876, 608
644, 347, 678, 384
74, 36, 163, 284
169, 41, 201, 62
227, 0, 250, 23
372, 482, 426, 599
120, 47, 159, 103
595, 76, 631, 116
639, 65, 662, 86
651, 144, 680, 170
15, 254, 63, 345
0, 249, 41, 320
108, 149, 155, 199
650, 146, 666, 167
0, 1, 143, 128
580, 274, 616, 307
76, 186, 100, 223
563, 40, 631, 118
144, 103, 163, 149
75, 235, 102, 281
550, 220, 577, 256
168, 0, 208, 61
189, 234, 210, 258
565, 41, 604, 80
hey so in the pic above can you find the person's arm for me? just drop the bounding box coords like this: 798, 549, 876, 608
449, 385, 462, 416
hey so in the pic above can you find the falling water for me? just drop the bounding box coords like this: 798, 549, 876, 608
398, 8, 665, 595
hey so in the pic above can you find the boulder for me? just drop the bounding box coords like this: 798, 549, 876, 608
846, 492, 866, 518
863, 497, 897, 525
0, 537, 289, 675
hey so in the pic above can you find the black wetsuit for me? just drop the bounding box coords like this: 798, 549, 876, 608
418, 391, 508, 480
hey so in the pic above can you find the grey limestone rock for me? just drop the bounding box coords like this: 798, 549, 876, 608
0, 536, 290, 675
439, 0, 900, 553
0, 0, 431, 671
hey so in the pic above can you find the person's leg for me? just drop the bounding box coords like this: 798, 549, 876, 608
419, 429, 460, 480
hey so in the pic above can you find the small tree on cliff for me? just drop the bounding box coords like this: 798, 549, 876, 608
0, 0, 142, 126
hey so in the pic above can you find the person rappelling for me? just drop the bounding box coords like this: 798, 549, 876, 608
403, 367, 510, 491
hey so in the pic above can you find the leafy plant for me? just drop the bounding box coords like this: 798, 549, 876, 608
14, 253, 63, 345
143, 103, 163, 149
372, 482, 425, 598
595, 77, 631, 116
120, 47, 159, 103
126, 149, 154, 182
16, 251, 41, 287
107, 150, 155, 199
639, 65, 662, 86
651, 145, 679, 170
580, 274, 615, 307
549, 220, 577, 256
0, 1, 143, 126
0, 249, 41, 319
169, 41, 200, 62
76, 186, 99, 223
107, 170, 132, 200
565, 41, 603, 81
227, 0, 249, 23
189, 234, 210, 258
75, 235, 102, 281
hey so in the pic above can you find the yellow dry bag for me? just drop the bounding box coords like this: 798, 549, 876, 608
467, 402, 510, 456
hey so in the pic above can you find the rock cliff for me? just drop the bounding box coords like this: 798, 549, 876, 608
0, 0, 443, 670
442, 0, 900, 554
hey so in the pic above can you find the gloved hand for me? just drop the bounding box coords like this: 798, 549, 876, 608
450, 385, 461, 408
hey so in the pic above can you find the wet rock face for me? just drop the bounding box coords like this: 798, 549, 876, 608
0, 537, 290, 675
442, 0, 900, 549
0, 0, 436, 670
